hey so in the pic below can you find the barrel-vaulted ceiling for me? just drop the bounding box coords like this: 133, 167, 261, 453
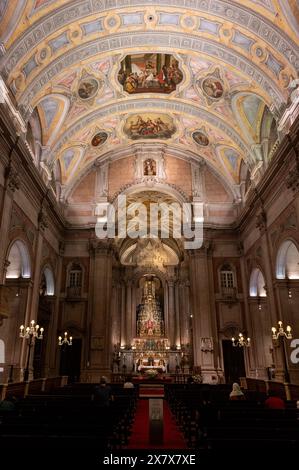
0, 1, 298, 200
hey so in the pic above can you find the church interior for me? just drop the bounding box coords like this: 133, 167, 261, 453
0, 0, 299, 459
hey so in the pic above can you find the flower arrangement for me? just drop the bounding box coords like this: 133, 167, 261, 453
145, 369, 158, 379
192, 374, 203, 384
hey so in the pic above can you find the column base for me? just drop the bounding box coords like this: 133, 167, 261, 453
201, 367, 224, 384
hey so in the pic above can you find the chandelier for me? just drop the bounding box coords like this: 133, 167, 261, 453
232, 333, 250, 347
19, 320, 44, 382
20, 320, 44, 339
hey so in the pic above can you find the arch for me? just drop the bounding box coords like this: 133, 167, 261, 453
51, 99, 252, 166
42, 266, 55, 296
6, 240, 31, 279
249, 268, 267, 297
276, 240, 299, 280
132, 266, 168, 287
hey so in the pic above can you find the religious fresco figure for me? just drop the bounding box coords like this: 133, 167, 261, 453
144, 158, 156, 176
91, 132, 108, 147
78, 78, 99, 100
124, 113, 176, 140
193, 130, 209, 146
118, 53, 183, 94
202, 77, 224, 100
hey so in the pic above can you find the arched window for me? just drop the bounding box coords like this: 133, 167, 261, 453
276, 240, 299, 280
6, 240, 31, 279
67, 263, 83, 297
249, 268, 267, 297
41, 267, 55, 296
0, 339, 4, 374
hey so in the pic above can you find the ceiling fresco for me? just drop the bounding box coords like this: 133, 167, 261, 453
0, 0, 298, 200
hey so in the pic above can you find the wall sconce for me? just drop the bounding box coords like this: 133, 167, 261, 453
257, 297, 262, 310
288, 288, 292, 299
58, 331, 72, 346
271, 321, 292, 341
232, 333, 251, 347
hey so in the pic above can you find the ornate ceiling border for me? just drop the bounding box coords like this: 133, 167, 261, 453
1, 0, 298, 72
16, 32, 285, 110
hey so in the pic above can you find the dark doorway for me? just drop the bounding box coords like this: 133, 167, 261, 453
222, 339, 246, 384
59, 338, 82, 383
33, 296, 52, 379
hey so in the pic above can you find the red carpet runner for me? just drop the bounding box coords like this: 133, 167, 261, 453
127, 399, 187, 449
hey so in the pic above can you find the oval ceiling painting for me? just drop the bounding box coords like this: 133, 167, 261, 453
192, 130, 209, 147
78, 77, 100, 100
91, 132, 108, 147
202, 77, 224, 100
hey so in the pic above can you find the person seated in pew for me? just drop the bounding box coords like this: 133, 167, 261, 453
94, 376, 113, 407
229, 382, 246, 401
0, 394, 18, 412
264, 390, 285, 409
123, 376, 134, 389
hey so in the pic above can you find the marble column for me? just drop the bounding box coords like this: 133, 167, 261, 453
259, 219, 283, 379
239, 251, 256, 376
120, 282, 126, 348
45, 249, 63, 377
89, 242, 113, 379
178, 280, 190, 347
110, 282, 120, 347
131, 281, 136, 341
126, 280, 132, 347
174, 281, 181, 347
167, 279, 175, 348
19, 214, 46, 381
189, 246, 216, 382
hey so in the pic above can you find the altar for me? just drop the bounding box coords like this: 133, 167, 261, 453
138, 365, 166, 373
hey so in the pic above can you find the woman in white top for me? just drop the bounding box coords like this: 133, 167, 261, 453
123, 376, 134, 389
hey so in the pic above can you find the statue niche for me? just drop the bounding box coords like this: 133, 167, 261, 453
144, 158, 156, 176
